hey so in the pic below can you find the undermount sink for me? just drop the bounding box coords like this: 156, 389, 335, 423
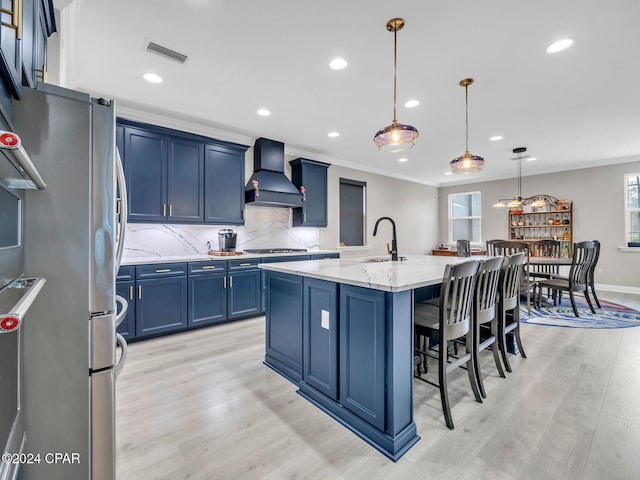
363, 256, 391, 263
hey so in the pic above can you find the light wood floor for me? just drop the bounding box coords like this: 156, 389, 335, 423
116, 292, 640, 479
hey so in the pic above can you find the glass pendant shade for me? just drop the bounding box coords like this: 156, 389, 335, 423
449, 151, 485, 174
374, 121, 419, 152
451, 78, 484, 174
374, 18, 419, 152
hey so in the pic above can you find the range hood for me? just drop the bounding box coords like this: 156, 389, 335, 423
245, 137, 303, 208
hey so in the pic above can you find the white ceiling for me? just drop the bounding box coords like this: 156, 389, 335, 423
54, 0, 640, 186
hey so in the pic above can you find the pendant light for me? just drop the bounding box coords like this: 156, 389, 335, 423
450, 78, 485, 173
373, 18, 419, 152
494, 147, 526, 207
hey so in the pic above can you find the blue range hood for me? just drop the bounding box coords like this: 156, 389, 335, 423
245, 138, 303, 208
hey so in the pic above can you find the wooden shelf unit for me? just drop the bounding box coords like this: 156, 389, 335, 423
508, 201, 573, 256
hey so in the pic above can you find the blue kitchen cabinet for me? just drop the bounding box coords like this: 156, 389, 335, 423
116, 265, 136, 340
123, 126, 168, 222
264, 271, 303, 382
259, 255, 310, 313
135, 263, 188, 337
22, 0, 54, 88
204, 143, 245, 225
339, 284, 386, 430
290, 158, 330, 227
0, 0, 23, 99
188, 261, 227, 326
227, 259, 261, 319
168, 137, 204, 222
302, 278, 338, 400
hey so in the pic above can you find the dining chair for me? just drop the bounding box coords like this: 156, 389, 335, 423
497, 252, 527, 373
414, 259, 482, 429
472, 256, 506, 398
492, 240, 533, 313
536, 241, 597, 317
456, 239, 471, 257
529, 239, 561, 299
485, 239, 506, 256
586, 240, 601, 308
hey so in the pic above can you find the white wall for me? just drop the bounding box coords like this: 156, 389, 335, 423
438, 159, 640, 290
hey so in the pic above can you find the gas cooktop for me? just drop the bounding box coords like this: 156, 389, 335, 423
244, 248, 308, 254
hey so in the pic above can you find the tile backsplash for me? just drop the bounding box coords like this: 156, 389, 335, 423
122, 206, 320, 260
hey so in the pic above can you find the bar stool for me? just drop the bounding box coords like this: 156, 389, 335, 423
497, 252, 527, 373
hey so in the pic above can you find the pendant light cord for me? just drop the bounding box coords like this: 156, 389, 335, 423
393, 28, 397, 123
465, 83, 469, 152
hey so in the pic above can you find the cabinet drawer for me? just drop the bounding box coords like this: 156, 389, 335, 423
136, 263, 187, 279
117, 266, 135, 281
188, 261, 227, 275
228, 259, 260, 270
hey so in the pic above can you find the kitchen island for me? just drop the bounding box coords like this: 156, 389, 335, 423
259, 254, 479, 461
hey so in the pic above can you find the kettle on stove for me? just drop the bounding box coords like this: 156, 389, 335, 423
218, 228, 237, 252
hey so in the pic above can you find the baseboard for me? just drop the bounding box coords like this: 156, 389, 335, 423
595, 284, 640, 295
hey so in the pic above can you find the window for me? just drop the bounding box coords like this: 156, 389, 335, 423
449, 191, 481, 244
625, 173, 640, 246
339, 178, 366, 247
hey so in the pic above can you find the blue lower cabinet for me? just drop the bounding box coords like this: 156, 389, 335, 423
339, 285, 386, 431
264, 271, 303, 382
260, 255, 310, 312
135, 275, 188, 337
302, 278, 338, 400
188, 272, 227, 326
115, 280, 136, 340
227, 268, 261, 318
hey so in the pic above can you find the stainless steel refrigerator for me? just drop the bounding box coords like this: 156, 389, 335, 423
12, 83, 127, 480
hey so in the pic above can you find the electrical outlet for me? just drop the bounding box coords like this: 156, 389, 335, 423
596, 267, 603, 274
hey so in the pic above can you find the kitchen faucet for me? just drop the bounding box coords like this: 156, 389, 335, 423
373, 216, 398, 261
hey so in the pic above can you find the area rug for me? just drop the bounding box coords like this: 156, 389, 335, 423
520, 295, 640, 328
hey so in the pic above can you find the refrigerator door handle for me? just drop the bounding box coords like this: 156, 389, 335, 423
115, 333, 128, 379
115, 148, 128, 271
115, 295, 128, 328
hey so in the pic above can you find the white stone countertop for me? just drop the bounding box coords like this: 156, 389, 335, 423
259, 254, 488, 292
121, 250, 339, 266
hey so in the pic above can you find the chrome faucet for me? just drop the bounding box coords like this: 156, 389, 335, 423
373, 216, 398, 261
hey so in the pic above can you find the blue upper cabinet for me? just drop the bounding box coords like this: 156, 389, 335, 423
0, 0, 24, 99
117, 118, 248, 225
290, 158, 330, 227
124, 126, 168, 222
168, 137, 204, 222
204, 143, 245, 225
22, 0, 54, 88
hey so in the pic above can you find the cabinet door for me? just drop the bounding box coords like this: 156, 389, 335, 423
290, 159, 329, 227
168, 137, 204, 222
124, 127, 167, 222
204, 144, 244, 225
188, 272, 227, 326
0, 0, 23, 98
339, 285, 386, 430
227, 269, 261, 318
116, 280, 136, 340
303, 278, 338, 400
135, 276, 187, 337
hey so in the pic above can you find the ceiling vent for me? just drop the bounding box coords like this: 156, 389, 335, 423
145, 40, 188, 64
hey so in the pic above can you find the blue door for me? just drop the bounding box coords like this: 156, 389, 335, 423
168, 137, 204, 222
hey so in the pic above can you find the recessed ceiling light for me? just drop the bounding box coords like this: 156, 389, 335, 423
546, 38, 574, 54
490, 135, 503, 141
257, 108, 271, 116
143, 73, 163, 83
398, 157, 408, 162
404, 100, 420, 108
328, 132, 339, 138
329, 58, 348, 70
444, 171, 453, 176
526, 157, 537, 162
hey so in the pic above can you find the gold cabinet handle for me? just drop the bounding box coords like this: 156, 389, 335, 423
223, 277, 226, 288
163, 204, 166, 216
202, 266, 215, 270
304, 213, 307, 222
155, 269, 171, 273
129, 285, 134, 300
1, 0, 23, 40
138, 285, 142, 300
229, 276, 233, 288
116, 199, 121, 215
169, 204, 172, 217
35, 64, 47, 83
239, 263, 251, 267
